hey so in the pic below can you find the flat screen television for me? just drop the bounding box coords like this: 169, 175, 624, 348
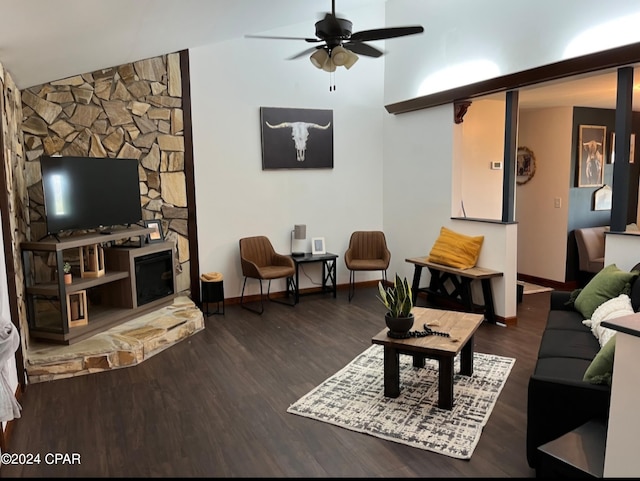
40, 156, 142, 234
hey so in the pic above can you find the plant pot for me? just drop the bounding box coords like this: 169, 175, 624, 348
385, 312, 414, 335
64, 273, 72, 285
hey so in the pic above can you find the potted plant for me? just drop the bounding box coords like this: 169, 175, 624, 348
63, 262, 72, 285
377, 274, 414, 335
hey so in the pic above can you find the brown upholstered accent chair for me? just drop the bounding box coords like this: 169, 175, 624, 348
344, 231, 391, 301
239, 236, 296, 314
574, 226, 606, 275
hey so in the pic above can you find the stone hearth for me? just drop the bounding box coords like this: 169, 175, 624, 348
25, 296, 204, 383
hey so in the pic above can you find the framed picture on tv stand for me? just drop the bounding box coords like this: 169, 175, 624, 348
144, 219, 164, 244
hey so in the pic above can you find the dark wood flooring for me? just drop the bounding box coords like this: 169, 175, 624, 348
1, 287, 550, 477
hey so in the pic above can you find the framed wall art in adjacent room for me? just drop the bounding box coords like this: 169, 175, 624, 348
260, 107, 333, 170
516, 146, 536, 185
578, 125, 606, 187
609, 132, 636, 164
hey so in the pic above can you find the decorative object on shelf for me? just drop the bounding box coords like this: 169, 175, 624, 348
291, 224, 307, 257
516, 146, 536, 185
578, 125, 606, 187
311, 237, 326, 255
378, 274, 414, 336
609, 132, 636, 164
260, 107, 333, 169
144, 219, 164, 244
66, 290, 88, 328
80, 244, 105, 278
63, 262, 72, 285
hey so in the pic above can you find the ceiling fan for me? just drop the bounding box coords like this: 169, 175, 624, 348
245, 0, 424, 76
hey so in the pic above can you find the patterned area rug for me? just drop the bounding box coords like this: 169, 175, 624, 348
287, 345, 515, 459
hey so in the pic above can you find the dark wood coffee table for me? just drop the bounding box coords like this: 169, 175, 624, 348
371, 307, 484, 410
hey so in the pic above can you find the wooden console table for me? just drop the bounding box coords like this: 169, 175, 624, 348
405, 257, 503, 324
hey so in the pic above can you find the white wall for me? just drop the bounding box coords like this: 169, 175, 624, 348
517, 107, 573, 281
457, 99, 505, 220
384, 0, 640, 104
189, 5, 388, 298
382, 105, 453, 282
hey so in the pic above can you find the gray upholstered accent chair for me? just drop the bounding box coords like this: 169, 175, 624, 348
239, 236, 295, 314
574, 226, 606, 275
344, 231, 391, 301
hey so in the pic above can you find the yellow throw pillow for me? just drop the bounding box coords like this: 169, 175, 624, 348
428, 226, 484, 269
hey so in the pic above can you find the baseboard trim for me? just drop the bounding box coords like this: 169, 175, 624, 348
517, 273, 576, 292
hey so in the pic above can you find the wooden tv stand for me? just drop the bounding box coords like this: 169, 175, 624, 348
21, 226, 177, 345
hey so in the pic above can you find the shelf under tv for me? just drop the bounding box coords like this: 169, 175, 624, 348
28, 294, 176, 345
21, 229, 175, 345
23, 226, 153, 252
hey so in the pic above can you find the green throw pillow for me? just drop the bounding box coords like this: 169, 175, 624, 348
574, 264, 639, 319
583, 335, 616, 386
566, 288, 582, 307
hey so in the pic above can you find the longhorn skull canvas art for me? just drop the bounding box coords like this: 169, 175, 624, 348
578, 125, 606, 188
260, 107, 333, 169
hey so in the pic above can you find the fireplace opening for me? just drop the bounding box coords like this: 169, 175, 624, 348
135, 250, 174, 307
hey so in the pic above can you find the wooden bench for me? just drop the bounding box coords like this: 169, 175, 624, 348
405, 257, 504, 324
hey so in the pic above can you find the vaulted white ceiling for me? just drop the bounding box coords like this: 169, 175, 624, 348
0, 0, 385, 89
0, 0, 637, 110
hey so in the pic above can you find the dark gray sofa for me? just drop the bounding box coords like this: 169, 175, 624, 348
526, 266, 640, 469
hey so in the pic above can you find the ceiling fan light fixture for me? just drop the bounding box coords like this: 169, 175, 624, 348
321, 56, 336, 72
331, 46, 350, 66
310, 49, 329, 69
343, 50, 359, 69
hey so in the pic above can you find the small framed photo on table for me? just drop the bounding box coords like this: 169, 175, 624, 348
144, 219, 164, 244
312, 237, 326, 255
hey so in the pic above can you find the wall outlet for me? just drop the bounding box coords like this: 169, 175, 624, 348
490, 160, 503, 170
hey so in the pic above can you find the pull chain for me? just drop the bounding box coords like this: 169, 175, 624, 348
328, 71, 336, 91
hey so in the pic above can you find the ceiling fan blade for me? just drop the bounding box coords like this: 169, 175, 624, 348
349, 26, 424, 43
344, 42, 384, 58
287, 46, 322, 60
245, 34, 321, 43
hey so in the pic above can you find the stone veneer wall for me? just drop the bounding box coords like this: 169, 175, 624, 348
0, 60, 30, 354
21, 52, 190, 296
